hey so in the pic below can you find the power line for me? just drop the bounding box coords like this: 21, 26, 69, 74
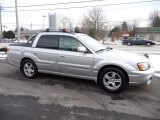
106, 19, 151, 23
3, 23, 47, 25
3, 23, 48, 25
2, 0, 160, 12
2, 19, 151, 25
3, 0, 105, 8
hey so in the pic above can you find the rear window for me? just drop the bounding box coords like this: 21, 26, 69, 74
26, 35, 37, 47
36, 35, 59, 49
129, 37, 136, 40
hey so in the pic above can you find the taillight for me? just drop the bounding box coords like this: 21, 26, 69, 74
0, 47, 8, 53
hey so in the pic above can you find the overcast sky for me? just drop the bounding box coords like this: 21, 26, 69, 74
1, 0, 160, 30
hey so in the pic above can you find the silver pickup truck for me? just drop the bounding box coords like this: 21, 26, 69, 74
6, 32, 155, 92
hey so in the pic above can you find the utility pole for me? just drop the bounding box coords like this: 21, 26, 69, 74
0, 2, 3, 42
30, 22, 32, 30
42, 15, 46, 30
15, 0, 20, 43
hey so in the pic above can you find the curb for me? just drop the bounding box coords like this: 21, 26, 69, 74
0, 57, 6, 59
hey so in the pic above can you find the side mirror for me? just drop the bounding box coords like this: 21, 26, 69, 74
77, 46, 87, 53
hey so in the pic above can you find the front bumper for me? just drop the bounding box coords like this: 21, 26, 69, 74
128, 67, 155, 86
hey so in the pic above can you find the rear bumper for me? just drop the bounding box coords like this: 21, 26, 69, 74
128, 67, 155, 86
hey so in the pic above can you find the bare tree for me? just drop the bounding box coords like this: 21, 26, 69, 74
149, 10, 160, 27
128, 20, 139, 37
81, 7, 107, 40
122, 21, 128, 31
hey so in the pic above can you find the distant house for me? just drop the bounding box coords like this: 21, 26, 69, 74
111, 31, 130, 41
20, 30, 43, 40
136, 27, 160, 41
15, 30, 43, 40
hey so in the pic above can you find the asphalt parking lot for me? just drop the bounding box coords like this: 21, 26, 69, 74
0, 44, 160, 120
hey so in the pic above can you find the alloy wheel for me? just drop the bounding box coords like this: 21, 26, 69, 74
103, 71, 122, 90
23, 62, 35, 77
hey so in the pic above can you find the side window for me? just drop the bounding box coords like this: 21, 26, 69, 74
130, 37, 136, 40
36, 35, 59, 49
59, 36, 83, 52
137, 37, 143, 41
26, 35, 37, 47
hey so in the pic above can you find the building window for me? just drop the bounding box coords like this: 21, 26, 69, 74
139, 36, 144, 38
149, 36, 155, 41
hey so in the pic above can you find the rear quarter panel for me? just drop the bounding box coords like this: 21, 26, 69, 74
7, 46, 24, 66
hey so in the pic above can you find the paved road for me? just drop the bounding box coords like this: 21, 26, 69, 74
0, 43, 10, 48
0, 42, 160, 54
0, 59, 160, 120
106, 44, 160, 55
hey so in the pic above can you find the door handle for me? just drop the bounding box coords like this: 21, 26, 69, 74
60, 55, 65, 58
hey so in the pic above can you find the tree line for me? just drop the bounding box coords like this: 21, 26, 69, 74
76, 8, 160, 40
2, 27, 26, 39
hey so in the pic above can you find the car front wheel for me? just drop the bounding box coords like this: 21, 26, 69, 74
146, 42, 151, 46
98, 67, 128, 93
127, 42, 132, 46
22, 59, 38, 79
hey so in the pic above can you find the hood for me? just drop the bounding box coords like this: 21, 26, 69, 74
95, 49, 149, 63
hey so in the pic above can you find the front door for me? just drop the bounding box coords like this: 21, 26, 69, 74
57, 36, 93, 77
136, 37, 145, 45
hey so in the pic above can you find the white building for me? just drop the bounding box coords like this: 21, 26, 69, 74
136, 27, 160, 41
18, 30, 42, 40
15, 13, 74, 40
49, 13, 74, 32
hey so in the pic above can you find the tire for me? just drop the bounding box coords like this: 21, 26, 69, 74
127, 42, 132, 46
98, 67, 128, 93
146, 42, 151, 46
21, 59, 38, 79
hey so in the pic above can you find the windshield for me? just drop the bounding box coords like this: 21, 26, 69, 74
77, 35, 106, 52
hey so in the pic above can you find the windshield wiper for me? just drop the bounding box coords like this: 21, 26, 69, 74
96, 47, 113, 53
96, 49, 106, 53
106, 47, 113, 50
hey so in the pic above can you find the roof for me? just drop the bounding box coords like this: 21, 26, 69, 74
20, 30, 77, 34
136, 27, 160, 33
37, 31, 80, 37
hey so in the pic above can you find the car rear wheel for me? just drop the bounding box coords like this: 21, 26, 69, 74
22, 59, 38, 79
146, 42, 151, 46
98, 67, 128, 93
127, 42, 132, 46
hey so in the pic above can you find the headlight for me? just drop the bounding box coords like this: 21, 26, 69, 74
137, 62, 150, 71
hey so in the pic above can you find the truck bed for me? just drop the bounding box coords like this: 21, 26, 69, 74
9, 43, 27, 46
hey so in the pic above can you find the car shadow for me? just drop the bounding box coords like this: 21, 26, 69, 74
5, 68, 147, 99
33, 73, 146, 97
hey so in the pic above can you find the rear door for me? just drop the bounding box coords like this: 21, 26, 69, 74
32, 35, 59, 72
57, 36, 93, 77
130, 37, 136, 45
